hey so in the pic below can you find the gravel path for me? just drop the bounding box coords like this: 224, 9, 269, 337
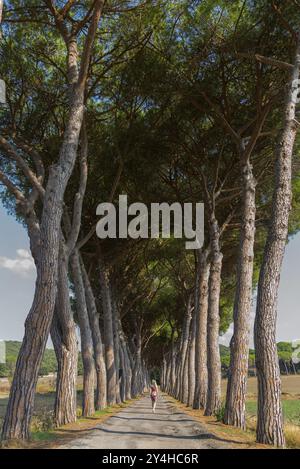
58, 395, 232, 449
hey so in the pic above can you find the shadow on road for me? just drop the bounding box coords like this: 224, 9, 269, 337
110, 415, 196, 423
94, 426, 246, 445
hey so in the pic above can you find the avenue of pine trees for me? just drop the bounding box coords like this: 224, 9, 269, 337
1, 0, 300, 448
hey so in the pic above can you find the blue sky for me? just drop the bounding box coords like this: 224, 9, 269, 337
0, 203, 299, 345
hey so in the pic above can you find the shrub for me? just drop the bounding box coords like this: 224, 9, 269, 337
31, 411, 54, 433
214, 402, 226, 422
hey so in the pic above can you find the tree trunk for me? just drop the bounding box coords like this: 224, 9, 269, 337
131, 322, 143, 397
99, 255, 117, 405
193, 249, 210, 409
205, 217, 222, 416
111, 292, 121, 404
119, 339, 126, 402
162, 357, 167, 392
254, 38, 300, 448
181, 347, 189, 404
187, 310, 196, 407
121, 334, 132, 401
1, 2, 104, 440
224, 162, 256, 429
164, 332, 175, 395
119, 328, 129, 400
51, 309, 78, 427
51, 254, 78, 427
175, 336, 183, 399
179, 295, 192, 403
81, 259, 107, 410
71, 252, 95, 417
169, 339, 176, 395
1, 195, 70, 440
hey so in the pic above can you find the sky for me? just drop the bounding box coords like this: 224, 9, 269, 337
0, 203, 300, 346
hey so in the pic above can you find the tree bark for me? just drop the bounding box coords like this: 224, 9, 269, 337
51, 309, 78, 427
81, 259, 107, 410
162, 357, 167, 392
179, 295, 192, 403
181, 340, 190, 404
187, 310, 196, 407
169, 337, 176, 395
175, 335, 183, 399
131, 321, 143, 397
254, 37, 300, 448
71, 252, 95, 417
205, 217, 222, 416
119, 339, 126, 402
120, 332, 132, 401
193, 249, 210, 409
111, 292, 121, 403
224, 162, 256, 429
167, 328, 176, 395
99, 254, 117, 405
51, 253, 78, 427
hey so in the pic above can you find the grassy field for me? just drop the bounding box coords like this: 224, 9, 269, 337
0, 375, 85, 442
222, 375, 300, 447
221, 375, 300, 398
246, 400, 300, 425
0, 376, 134, 447
221, 375, 300, 427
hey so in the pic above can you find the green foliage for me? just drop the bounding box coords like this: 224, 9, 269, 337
277, 342, 293, 353
1, 0, 300, 372
31, 411, 55, 433
214, 402, 226, 422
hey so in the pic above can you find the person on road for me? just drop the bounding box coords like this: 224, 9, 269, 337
150, 379, 158, 413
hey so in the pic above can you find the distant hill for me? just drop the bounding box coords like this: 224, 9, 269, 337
0, 340, 296, 378
0, 341, 84, 378
0, 341, 57, 377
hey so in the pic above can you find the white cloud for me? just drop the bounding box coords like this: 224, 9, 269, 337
0, 249, 35, 277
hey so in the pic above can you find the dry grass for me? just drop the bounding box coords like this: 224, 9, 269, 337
221, 375, 300, 399
245, 404, 300, 449
1, 399, 137, 449
284, 424, 300, 449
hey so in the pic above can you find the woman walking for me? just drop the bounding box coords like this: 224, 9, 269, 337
150, 380, 159, 413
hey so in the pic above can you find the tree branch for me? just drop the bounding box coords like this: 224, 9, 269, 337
0, 170, 26, 203
236, 52, 293, 71
66, 118, 88, 254
0, 136, 45, 198
195, 93, 241, 145
76, 154, 123, 250
77, 0, 106, 89
241, 103, 271, 164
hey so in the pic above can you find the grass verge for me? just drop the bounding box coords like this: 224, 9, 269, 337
1, 398, 136, 449
168, 395, 300, 449
165, 395, 265, 449
246, 399, 300, 449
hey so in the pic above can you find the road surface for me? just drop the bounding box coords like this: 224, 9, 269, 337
58, 395, 233, 449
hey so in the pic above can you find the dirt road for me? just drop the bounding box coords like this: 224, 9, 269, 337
58, 395, 233, 449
